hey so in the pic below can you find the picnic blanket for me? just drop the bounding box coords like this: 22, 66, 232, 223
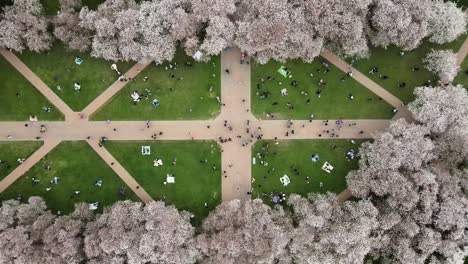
141, 146, 151, 155
277, 66, 289, 78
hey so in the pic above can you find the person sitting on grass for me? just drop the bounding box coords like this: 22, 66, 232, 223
131, 91, 141, 104
152, 98, 160, 107
74, 82, 81, 92
51, 176, 60, 184
95, 179, 103, 187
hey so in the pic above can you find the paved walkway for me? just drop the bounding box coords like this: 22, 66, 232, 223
336, 189, 352, 203
1, 46, 432, 205
0, 48, 75, 120
0, 140, 60, 192
320, 51, 414, 123
82, 63, 149, 118
87, 140, 153, 203
216, 48, 255, 201
457, 37, 468, 65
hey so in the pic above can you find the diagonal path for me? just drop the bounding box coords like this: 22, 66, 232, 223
0, 48, 75, 119
87, 140, 153, 203
82, 63, 150, 118
457, 37, 468, 65
336, 189, 352, 203
320, 51, 414, 122
0, 140, 61, 192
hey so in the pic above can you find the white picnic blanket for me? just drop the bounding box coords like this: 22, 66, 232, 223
153, 159, 163, 167
141, 146, 151, 155
166, 175, 175, 183
321, 161, 334, 173
280, 175, 290, 186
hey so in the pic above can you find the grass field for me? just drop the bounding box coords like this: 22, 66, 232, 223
252, 139, 365, 206
0, 142, 43, 181
16, 42, 133, 111
0, 56, 64, 121
0, 141, 139, 214
455, 58, 468, 87
40, 0, 105, 15
251, 56, 394, 120
93, 49, 220, 120
352, 35, 466, 103
104, 141, 221, 225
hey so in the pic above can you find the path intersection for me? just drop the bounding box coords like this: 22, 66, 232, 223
1, 39, 467, 204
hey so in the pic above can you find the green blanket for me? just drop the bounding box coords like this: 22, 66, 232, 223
277, 66, 289, 78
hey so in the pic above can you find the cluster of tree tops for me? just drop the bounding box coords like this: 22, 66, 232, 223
1, 83, 467, 264
0, 0, 466, 65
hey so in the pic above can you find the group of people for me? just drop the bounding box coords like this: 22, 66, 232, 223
255, 59, 365, 114
9, 158, 129, 213
126, 60, 212, 113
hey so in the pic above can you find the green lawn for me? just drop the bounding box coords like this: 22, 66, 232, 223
252, 139, 365, 206
40, 0, 59, 15
0, 56, 64, 121
93, 49, 220, 120
453, 0, 468, 8
0, 142, 43, 181
0, 141, 139, 214
455, 58, 468, 87
251, 56, 395, 120
352, 35, 466, 103
16, 42, 133, 111
104, 141, 221, 225
40, 0, 105, 15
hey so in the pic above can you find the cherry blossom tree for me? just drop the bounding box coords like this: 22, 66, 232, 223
0, 197, 56, 263
369, 0, 432, 50
233, 0, 292, 64
346, 109, 468, 263
53, 0, 92, 51
410, 84, 468, 134
196, 199, 292, 264
310, 0, 371, 58
79, 0, 195, 63
189, 0, 236, 57
78, 0, 138, 61
287, 193, 379, 264
423, 49, 460, 83
428, 0, 467, 44
41, 203, 93, 264
0, 0, 53, 52
84, 200, 198, 264
409, 84, 468, 169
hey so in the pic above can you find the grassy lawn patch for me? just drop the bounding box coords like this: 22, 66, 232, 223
0, 141, 139, 214
352, 35, 466, 103
17, 42, 133, 111
104, 140, 221, 225
0, 141, 43, 181
40, 0, 105, 15
252, 139, 365, 206
81, 0, 106, 10
455, 58, 468, 87
40, 0, 59, 15
251, 57, 394, 120
0, 56, 64, 121
93, 49, 220, 120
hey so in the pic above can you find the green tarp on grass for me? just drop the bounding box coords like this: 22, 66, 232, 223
277, 65, 289, 78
